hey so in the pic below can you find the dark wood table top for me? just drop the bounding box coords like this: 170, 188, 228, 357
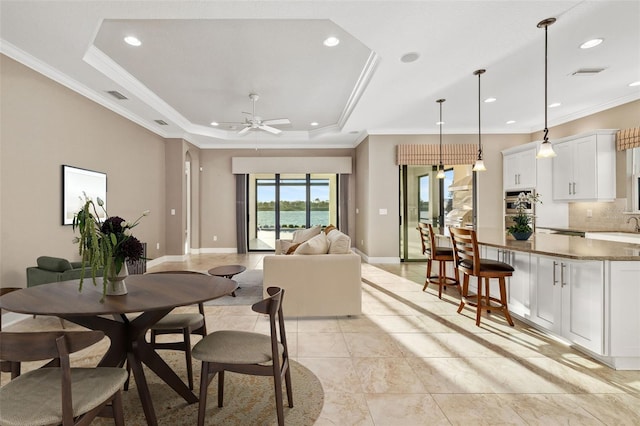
207, 264, 246, 278
0, 273, 237, 316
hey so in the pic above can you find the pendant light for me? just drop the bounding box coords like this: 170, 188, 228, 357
536, 17, 557, 159
472, 69, 486, 172
436, 98, 446, 179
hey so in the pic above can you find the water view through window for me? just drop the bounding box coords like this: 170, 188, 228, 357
248, 174, 338, 250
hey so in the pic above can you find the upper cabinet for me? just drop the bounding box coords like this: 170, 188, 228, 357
551, 130, 617, 202
503, 147, 537, 190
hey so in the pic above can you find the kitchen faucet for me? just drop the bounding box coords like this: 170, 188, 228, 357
627, 216, 640, 233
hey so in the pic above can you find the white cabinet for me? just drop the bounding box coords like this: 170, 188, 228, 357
607, 261, 640, 367
551, 130, 616, 202
531, 255, 604, 353
485, 247, 530, 318
503, 147, 537, 190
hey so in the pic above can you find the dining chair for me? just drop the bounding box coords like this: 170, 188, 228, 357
192, 286, 293, 426
0, 330, 127, 426
449, 226, 515, 326
0, 287, 23, 379
142, 270, 208, 390
417, 223, 459, 298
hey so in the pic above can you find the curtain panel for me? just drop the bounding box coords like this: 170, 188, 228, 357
616, 127, 640, 151
396, 144, 477, 165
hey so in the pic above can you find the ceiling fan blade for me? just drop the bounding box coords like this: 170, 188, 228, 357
237, 126, 251, 135
258, 125, 282, 135
262, 118, 290, 126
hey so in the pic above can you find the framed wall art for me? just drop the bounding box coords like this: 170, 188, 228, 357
62, 165, 107, 225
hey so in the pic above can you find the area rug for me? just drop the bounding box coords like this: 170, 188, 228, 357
92, 352, 323, 426
206, 269, 264, 306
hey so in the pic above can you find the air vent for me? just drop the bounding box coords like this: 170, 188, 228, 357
106, 90, 128, 100
154, 119, 168, 126
571, 68, 605, 76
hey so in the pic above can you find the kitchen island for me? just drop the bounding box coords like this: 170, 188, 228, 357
437, 228, 640, 370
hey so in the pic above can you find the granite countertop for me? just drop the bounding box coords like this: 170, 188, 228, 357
436, 227, 640, 261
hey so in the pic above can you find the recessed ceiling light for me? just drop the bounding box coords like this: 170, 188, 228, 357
506, 120, 516, 124
323, 36, 340, 47
400, 52, 420, 63
549, 102, 562, 108
580, 38, 603, 49
310, 122, 319, 126
629, 81, 640, 87
210, 122, 219, 126
436, 121, 444, 126
124, 36, 141, 47
484, 97, 497, 103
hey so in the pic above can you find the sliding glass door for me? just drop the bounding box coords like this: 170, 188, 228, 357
248, 173, 337, 251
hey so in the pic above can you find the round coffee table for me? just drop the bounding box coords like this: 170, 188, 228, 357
208, 265, 246, 297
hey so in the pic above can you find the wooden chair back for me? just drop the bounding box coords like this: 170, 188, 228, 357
449, 226, 480, 276
417, 222, 436, 259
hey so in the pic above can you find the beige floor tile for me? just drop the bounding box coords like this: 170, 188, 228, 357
365, 393, 451, 426
297, 332, 350, 357
204, 314, 258, 332
360, 314, 429, 333
570, 393, 640, 425
253, 314, 298, 333
297, 357, 363, 393
343, 332, 404, 357
338, 315, 387, 333
525, 357, 627, 393
352, 357, 427, 393
432, 394, 527, 425
406, 357, 498, 394
297, 317, 341, 333
315, 392, 374, 426
496, 394, 604, 425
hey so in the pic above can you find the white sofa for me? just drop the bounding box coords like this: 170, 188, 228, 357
263, 226, 362, 317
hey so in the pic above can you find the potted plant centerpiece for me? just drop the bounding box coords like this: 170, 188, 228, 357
507, 192, 542, 241
73, 195, 148, 299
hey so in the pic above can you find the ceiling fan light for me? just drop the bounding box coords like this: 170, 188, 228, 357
536, 141, 557, 158
472, 159, 486, 172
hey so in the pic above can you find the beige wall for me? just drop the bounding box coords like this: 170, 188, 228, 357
0, 55, 167, 288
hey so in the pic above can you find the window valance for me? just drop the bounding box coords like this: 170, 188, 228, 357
616, 127, 640, 151
396, 144, 477, 165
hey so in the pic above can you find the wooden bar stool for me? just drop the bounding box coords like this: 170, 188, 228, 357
417, 223, 459, 299
449, 227, 515, 326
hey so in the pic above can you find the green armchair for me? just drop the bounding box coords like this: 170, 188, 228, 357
26, 256, 102, 287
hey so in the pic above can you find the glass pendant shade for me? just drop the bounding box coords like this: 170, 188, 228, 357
436, 98, 446, 179
472, 159, 486, 172
536, 17, 557, 159
473, 69, 486, 172
436, 166, 446, 179
536, 140, 557, 158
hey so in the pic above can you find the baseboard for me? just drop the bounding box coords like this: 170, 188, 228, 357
353, 249, 400, 264
198, 247, 238, 254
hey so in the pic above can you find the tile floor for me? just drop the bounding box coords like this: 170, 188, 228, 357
3, 253, 640, 425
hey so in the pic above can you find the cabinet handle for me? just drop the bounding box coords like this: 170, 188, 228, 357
572, 182, 576, 195
515, 175, 517, 185
561, 263, 567, 287
553, 261, 558, 285
568, 182, 572, 195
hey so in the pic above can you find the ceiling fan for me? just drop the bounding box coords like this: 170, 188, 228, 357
236, 93, 290, 135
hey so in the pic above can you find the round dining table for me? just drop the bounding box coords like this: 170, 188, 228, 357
0, 273, 237, 426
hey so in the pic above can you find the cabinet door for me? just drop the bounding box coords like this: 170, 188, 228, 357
609, 261, 640, 357
552, 142, 573, 201
517, 150, 537, 189
507, 250, 530, 318
572, 136, 597, 200
531, 255, 562, 333
503, 154, 519, 190
561, 260, 603, 353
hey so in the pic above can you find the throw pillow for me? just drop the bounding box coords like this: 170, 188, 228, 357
294, 232, 329, 255
327, 229, 352, 254
323, 224, 336, 235
292, 225, 321, 244
286, 243, 302, 255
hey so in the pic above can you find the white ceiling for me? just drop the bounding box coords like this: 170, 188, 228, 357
1, 1, 638, 149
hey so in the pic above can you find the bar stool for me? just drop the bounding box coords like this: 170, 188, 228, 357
449, 227, 515, 327
417, 223, 459, 299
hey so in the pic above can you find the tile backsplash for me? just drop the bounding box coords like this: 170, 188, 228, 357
569, 198, 640, 231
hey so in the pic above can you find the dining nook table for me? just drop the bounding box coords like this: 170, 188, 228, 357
0, 273, 237, 426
